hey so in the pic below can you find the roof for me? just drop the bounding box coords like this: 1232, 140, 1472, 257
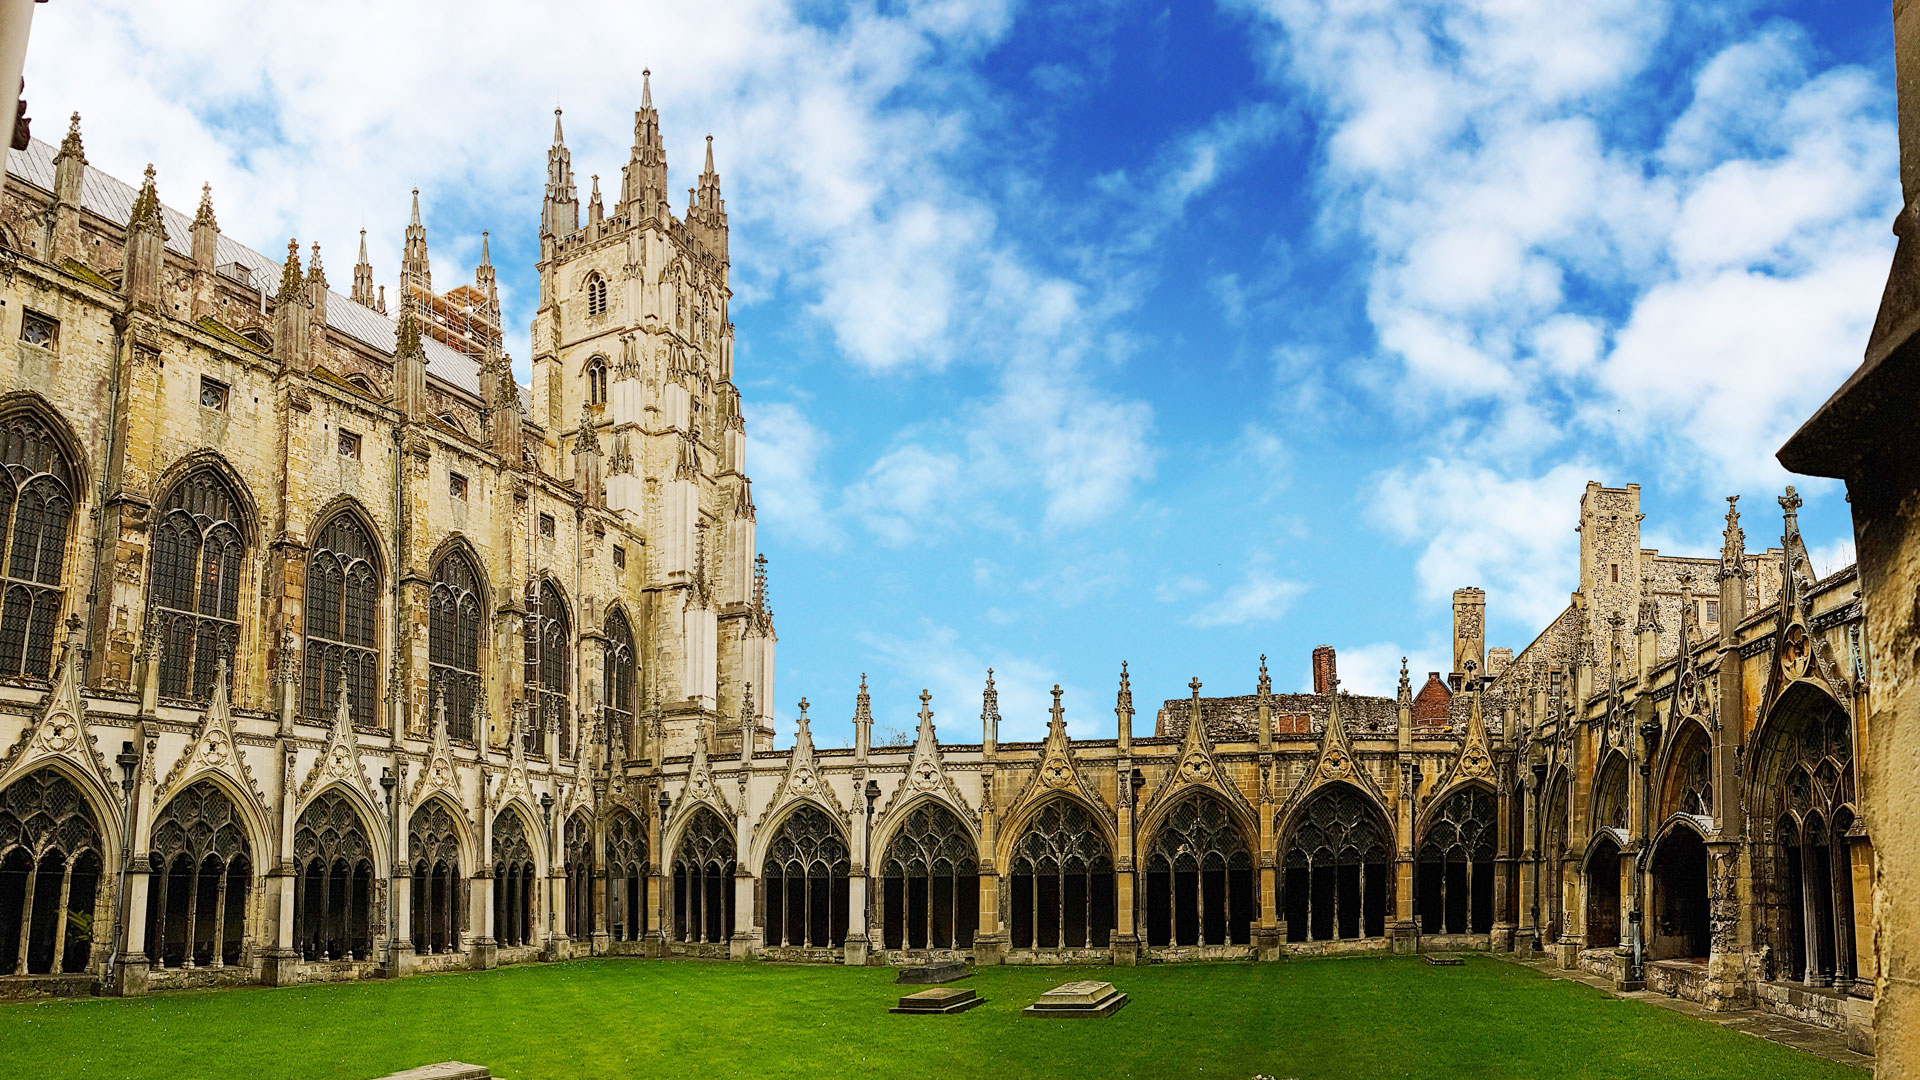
6, 139, 526, 410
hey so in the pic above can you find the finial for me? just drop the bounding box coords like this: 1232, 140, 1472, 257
307, 241, 326, 285
357, 227, 369, 261
1780, 485, 1802, 517
57, 111, 84, 161
277, 239, 304, 302
1257, 654, 1271, 697
480, 230, 491, 266
1189, 676, 1203, 697
128, 164, 163, 231
553, 107, 565, 144
642, 69, 653, 109
410, 188, 422, 227
797, 696, 809, 718
193, 182, 217, 229
705, 133, 715, 173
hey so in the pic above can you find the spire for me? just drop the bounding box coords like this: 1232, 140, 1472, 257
479, 230, 492, 267
623, 70, 669, 217
352, 228, 374, 306
981, 668, 1000, 724
704, 133, 715, 174
1398, 657, 1412, 703
854, 672, 873, 727
1719, 495, 1747, 581
542, 108, 579, 237
476, 230, 497, 316
55, 111, 83, 163
306, 241, 327, 289
402, 188, 431, 294
395, 292, 423, 357
127, 164, 164, 236
1116, 661, 1133, 715
1257, 654, 1271, 698
588, 174, 604, 228
642, 68, 653, 109
277, 239, 305, 304
192, 182, 218, 230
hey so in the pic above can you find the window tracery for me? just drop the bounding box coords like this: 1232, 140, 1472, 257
524, 580, 570, 758
1281, 785, 1387, 942
0, 769, 103, 974
408, 801, 463, 954
762, 805, 848, 949
1009, 798, 1113, 950
605, 810, 647, 943
292, 791, 374, 961
144, 781, 250, 969
428, 550, 482, 742
1416, 786, 1496, 936
0, 412, 74, 679
493, 811, 537, 948
302, 514, 380, 729
672, 807, 734, 945
880, 803, 977, 951
149, 469, 246, 701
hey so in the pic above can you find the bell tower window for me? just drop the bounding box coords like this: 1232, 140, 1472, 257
585, 273, 607, 317
587, 357, 609, 407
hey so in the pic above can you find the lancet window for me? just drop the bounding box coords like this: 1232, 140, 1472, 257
523, 580, 570, 759
605, 810, 648, 943
427, 550, 483, 742
603, 610, 636, 758
301, 514, 381, 729
1280, 784, 1388, 943
563, 813, 594, 942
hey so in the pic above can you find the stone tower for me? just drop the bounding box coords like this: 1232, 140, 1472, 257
1450, 587, 1485, 687
534, 75, 772, 756
1576, 482, 1642, 666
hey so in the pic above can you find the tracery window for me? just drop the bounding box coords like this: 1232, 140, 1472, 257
585, 274, 607, 317
493, 811, 537, 949
0, 769, 103, 975
1543, 776, 1569, 943
1594, 756, 1628, 833
408, 800, 464, 955
0, 413, 74, 679
563, 813, 594, 942
1759, 695, 1858, 988
603, 610, 636, 758
1148, 793, 1255, 947
586, 357, 609, 407
604, 810, 647, 943
292, 790, 374, 961
880, 803, 977, 951
301, 514, 381, 729
1280, 784, 1387, 943
1663, 725, 1714, 819
672, 807, 735, 945
1586, 833, 1622, 948
427, 550, 483, 742
149, 469, 246, 701
144, 781, 250, 969
523, 580, 570, 759
1416, 786, 1495, 936
1009, 798, 1113, 951
762, 805, 849, 949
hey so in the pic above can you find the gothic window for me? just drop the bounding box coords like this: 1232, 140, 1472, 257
1148, 793, 1255, 948
1543, 776, 1569, 943
586, 357, 609, 407
603, 610, 636, 758
880, 803, 977, 951
18, 310, 56, 350
428, 550, 483, 742
292, 791, 374, 962
1586, 833, 1622, 948
301, 514, 381, 729
0, 412, 75, 679
1416, 786, 1496, 936
144, 781, 251, 969
1280, 784, 1388, 943
148, 468, 246, 702
1662, 724, 1714, 819
563, 813, 594, 942
585, 274, 607, 317
1755, 692, 1857, 987
762, 805, 849, 949
408, 800, 464, 955
604, 810, 647, 943
1009, 797, 1114, 951
493, 811, 537, 949
0, 769, 103, 975
524, 580, 571, 759
672, 807, 735, 945
1594, 755, 1629, 833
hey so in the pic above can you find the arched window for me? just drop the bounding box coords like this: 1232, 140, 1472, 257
585, 274, 607, 317
144, 781, 251, 969
1280, 784, 1388, 943
564, 813, 594, 942
880, 803, 976, 951
1542, 776, 1568, 943
492, 811, 537, 949
0, 412, 76, 678
603, 610, 636, 757
428, 550, 483, 742
0, 769, 103, 975
1009, 798, 1113, 951
1416, 786, 1495, 936
1594, 755, 1628, 833
1661, 724, 1713, 819
762, 805, 849, 949
605, 809, 647, 943
586, 357, 609, 407
524, 580, 570, 759
149, 469, 246, 701
408, 800, 463, 955
672, 807, 735, 945
1148, 793, 1255, 947
302, 514, 381, 729
1753, 692, 1857, 988
1585, 833, 1622, 949
292, 791, 374, 962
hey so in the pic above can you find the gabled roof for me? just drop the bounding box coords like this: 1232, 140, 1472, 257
6, 139, 526, 411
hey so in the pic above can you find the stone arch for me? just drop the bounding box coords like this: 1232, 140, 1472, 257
1590, 750, 1630, 834
1583, 830, 1623, 949
1540, 768, 1570, 943
1656, 718, 1714, 823
426, 534, 492, 608
0, 396, 86, 680
293, 779, 389, 877
525, 575, 573, 759
603, 806, 648, 943
150, 450, 261, 547
1648, 816, 1710, 961
427, 539, 488, 742
406, 794, 471, 956
1276, 780, 1393, 944
1748, 679, 1857, 987
290, 783, 381, 961
760, 802, 849, 949
0, 764, 110, 975
669, 803, 735, 946
875, 796, 977, 952
997, 788, 1116, 873
1143, 788, 1258, 948
0, 391, 89, 502
1415, 782, 1496, 936
301, 499, 386, 729
1004, 794, 1115, 952
148, 459, 256, 702
492, 804, 540, 949
144, 778, 257, 970
562, 809, 595, 942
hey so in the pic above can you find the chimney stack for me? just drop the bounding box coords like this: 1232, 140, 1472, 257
1312, 645, 1338, 695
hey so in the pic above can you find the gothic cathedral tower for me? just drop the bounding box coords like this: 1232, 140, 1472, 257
533, 74, 773, 756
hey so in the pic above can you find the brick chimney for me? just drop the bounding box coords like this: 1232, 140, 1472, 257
1312, 645, 1337, 695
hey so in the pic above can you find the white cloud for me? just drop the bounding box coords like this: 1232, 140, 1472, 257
1810, 536, 1857, 580
1186, 564, 1307, 628
747, 402, 841, 550
854, 621, 1103, 743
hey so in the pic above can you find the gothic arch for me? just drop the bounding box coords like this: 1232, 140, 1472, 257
1004, 793, 1115, 951
1590, 750, 1630, 834
760, 802, 849, 949
1144, 788, 1259, 948
492, 798, 546, 871
408, 792, 475, 871
0, 764, 109, 974
290, 784, 380, 961
428, 539, 488, 741
302, 501, 386, 729
426, 534, 492, 606
996, 789, 1115, 873
1414, 776, 1497, 840
0, 392, 89, 501
492, 805, 540, 949
144, 778, 257, 969
305, 497, 389, 579
293, 780, 389, 878
150, 450, 260, 546
0, 752, 120, 858
872, 791, 979, 865
1648, 815, 1711, 961
1277, 780, 1392, 944
149, 767, 272, 873
876, 798, 978, 952
525, 575, 574, 757
1415, 782, 1497, 936
1656, 718, 1715, 823
748, 797, 843, 871
669, 803, 735, 945
1139, 782, 1261, 860
148, 459, 256, 702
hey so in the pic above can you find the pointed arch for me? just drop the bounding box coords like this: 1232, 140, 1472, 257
1649, 816, 1710, 961
1591, 750, 1630, 834
408, 795, 469, 955
602, 605, 637, 758
1416, 783, 1496, 936
428, 540, 487, 742
604, 807, 648, 943
291, 784, 380, 961
302, 500, 385, 730
492, 805, 539, 948
1144, 788, 1258, 948
0, 764, 109, 975
1004, 794, 1114, 951
524, 576, 573, 759
1656, 718, 1714, 822
0, 397, 84, 679
670, 803, 735, 945
144, 778, 256, 969
760, 802, 849, 949
1276, 780, 1392, 944
563, 809, 595, 942
875, 796, 977, 952
1584, 830, 1623, 948
148, 460, 253, 702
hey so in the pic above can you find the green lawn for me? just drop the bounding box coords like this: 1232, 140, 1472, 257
0, 955, 1868, 1080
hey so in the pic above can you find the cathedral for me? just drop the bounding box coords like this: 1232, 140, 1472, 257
0, 81, 1882, 1055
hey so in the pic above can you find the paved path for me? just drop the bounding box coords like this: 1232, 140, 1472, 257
1501, 957, 1875, 1073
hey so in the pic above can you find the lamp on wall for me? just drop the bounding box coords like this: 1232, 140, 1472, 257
380, 767, 396, 968
105, 740, 140, 985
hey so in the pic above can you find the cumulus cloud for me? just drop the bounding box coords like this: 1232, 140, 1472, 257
1186, 563, 1307, 628
748, 402, 841, 550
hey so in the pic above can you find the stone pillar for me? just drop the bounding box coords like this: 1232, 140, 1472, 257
109, 867, 151, 996
1492, 777, 1515, 952
972, 770, 1004, 965
469, 867, 497, 970
1517, 773, 1540, 953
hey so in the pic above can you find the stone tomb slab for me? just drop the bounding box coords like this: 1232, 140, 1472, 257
895, 960, 972, 985
891, 986, 985, 1015
1023, 980, 1129, 1018
1423, 954, 1464, 966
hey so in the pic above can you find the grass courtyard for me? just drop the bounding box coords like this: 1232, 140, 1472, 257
0, 955, 1869, 1080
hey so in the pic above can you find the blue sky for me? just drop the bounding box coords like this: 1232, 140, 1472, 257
25, 0, 1894, 743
